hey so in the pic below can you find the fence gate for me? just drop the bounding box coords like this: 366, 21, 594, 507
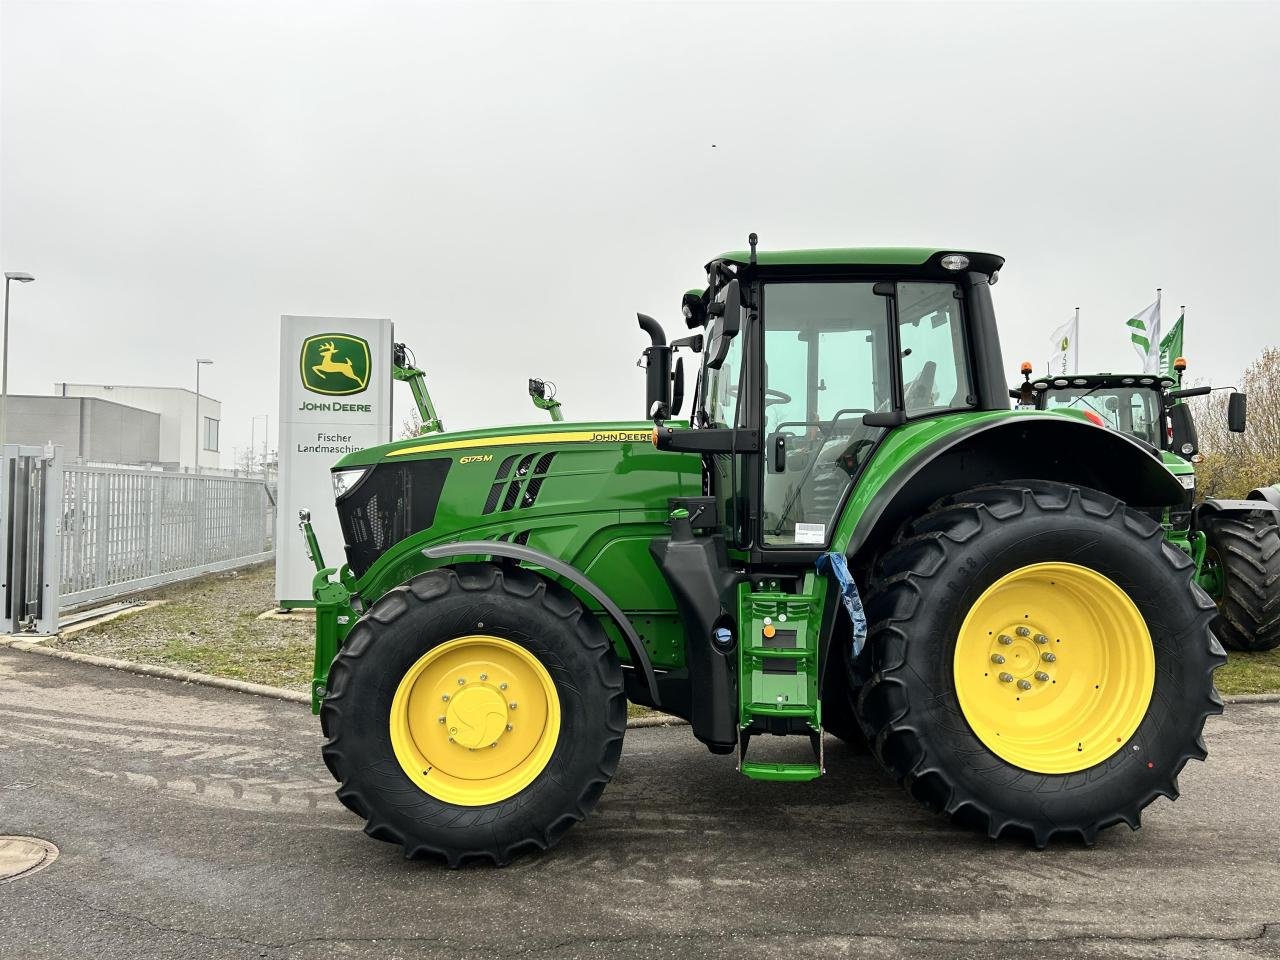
1, 445, 63, 636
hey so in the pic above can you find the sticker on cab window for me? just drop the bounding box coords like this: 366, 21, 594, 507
795, 522, 826, 545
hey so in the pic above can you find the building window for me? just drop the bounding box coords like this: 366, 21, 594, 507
203, 417, 220, 452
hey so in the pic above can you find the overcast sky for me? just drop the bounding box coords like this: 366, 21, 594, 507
2, 0, 1277, 465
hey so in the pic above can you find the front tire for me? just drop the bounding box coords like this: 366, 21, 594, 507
321, 563, 626, 866
853, 481, 1224, 846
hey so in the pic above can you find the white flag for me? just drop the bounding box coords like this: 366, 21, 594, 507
1048, 313, 1078, 375
1127, 298, 1162, 373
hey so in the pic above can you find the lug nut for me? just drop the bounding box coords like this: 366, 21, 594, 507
509, 702, 517, 710
437, 716, 446, 724
991, 654, 1006, 664
490, 742, 498, 748
998, 634, 1013, 645
506, 724, 513, 731
1042, 652, 1057, 663
441, 694, 450, 702
1016, 626, 1031, 637
1035, 671, 1050, 682
458, 678, 466, 685
999, 672, 1014, 683
1017, 679, 1032, 690
1034, 634, 1049, 645
479, 674, 488, 681
499, 683, 508, 691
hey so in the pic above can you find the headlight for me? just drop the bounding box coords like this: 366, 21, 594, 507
332, 467, 369, 499
1177, 474, 1195, 491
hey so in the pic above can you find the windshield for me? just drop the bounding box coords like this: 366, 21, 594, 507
1042, 386, 1164, 447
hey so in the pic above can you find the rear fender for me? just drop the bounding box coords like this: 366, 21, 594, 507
1194, 497, 1280, 529
843, 414, 1185, 561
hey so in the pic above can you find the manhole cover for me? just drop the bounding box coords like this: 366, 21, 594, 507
0, 836, 59, 883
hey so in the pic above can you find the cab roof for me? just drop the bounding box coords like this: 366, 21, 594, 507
713, 247, 1004, 277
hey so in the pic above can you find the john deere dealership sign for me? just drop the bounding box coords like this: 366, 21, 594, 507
277, 317, 392, 604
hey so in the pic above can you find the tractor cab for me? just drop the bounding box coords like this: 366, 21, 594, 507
651, 240, 1010, 559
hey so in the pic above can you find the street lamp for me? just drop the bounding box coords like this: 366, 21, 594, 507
1, 272, 36, 451
194, 358, 213, 475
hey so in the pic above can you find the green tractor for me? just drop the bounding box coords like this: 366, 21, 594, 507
1022, 369, 1280, 651
304, 240, 1225, 865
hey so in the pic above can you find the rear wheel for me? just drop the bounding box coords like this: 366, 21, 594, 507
1199, 512, 1280, 652
853, 481, 1224, 846
321, 563, 625, 866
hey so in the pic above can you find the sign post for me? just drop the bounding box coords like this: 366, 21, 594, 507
276, 316, 393, 606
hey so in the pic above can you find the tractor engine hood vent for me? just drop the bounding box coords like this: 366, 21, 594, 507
482, 452, 559, 515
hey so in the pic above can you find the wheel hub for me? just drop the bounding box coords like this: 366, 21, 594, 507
988, 625, 1053, 694
445, 683, 511, 749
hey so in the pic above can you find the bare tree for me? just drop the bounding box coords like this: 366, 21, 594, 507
1190, 346, 1280, 499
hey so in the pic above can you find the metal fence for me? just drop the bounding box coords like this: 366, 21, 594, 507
58, 465, 275, 609
2, 445, 276, 633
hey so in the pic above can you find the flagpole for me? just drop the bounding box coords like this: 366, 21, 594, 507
1073, 306, 1080, 375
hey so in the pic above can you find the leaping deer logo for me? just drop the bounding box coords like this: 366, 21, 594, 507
312, 341, 367, 387
300, 333, 371, 396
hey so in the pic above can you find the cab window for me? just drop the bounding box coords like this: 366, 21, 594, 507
897, 282, 974, 416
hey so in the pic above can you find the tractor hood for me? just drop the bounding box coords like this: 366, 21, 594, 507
327, 420, 701, 583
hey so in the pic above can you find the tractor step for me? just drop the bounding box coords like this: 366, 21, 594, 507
739, 760, 824, 782
734, 574, 831, 781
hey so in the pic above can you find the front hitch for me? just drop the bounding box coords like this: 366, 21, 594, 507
299, 509, 357, 713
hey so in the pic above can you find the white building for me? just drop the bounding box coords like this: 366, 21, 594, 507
54, 383, 221, 472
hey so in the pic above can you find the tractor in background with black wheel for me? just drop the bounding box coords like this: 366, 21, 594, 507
302, 238, 1225, 865
1024, 368, 1280, 652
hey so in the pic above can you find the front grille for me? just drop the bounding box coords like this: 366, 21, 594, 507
336, 459, 451, 577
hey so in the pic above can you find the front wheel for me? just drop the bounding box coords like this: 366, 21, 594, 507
853, 481, 1224, 847
320, 563, 626, 866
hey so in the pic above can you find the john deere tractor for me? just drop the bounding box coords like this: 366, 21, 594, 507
1024, 369, 1280, 651
304, 240, 1224, 865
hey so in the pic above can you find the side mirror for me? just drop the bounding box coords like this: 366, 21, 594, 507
682, 292, 707, 329
1228, 392, 1247, 433
705, 280, 741, 371
1169, 403, 1199, 457
670, 357, 685, 416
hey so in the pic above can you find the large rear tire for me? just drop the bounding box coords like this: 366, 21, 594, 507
1199, 512, 1280, 652
320, 563, 625, 866
853, 481, 1224, 847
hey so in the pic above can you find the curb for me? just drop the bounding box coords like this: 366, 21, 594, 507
4, 637, 1275, 715
0, 638, 310, 705
0, 639, 695, 725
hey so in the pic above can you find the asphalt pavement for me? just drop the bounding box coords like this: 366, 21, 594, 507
1, 646, 1277, 960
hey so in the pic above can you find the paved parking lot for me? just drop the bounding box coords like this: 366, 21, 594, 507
1, 646, 1277, 959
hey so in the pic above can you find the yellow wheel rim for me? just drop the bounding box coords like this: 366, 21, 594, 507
389, 635, 561, 806
953, 562, 1154, 774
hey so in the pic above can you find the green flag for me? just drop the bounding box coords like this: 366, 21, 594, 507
1159, 312, 1184, 376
